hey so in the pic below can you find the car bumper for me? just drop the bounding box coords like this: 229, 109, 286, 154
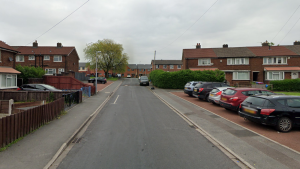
239, 111, 277, 126
140, 82, 149, 85
219, 101, 239, 111
184, 90, 192, 95
208, 96, 220, 104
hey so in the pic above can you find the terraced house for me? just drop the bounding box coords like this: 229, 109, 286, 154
182, 41, 300, 85
151, 60, 182, 72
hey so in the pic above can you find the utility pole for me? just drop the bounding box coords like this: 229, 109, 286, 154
154, 50, 156, 70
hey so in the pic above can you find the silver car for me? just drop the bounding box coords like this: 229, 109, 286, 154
208, 87, 231, 104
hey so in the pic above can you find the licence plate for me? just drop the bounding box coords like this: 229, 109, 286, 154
143, 83, 146, 84
243, 107, 256, 114
210, 94, 214, 96
194, 89, 197, 92
221, 97, 227, 101
185, 87, 187, 89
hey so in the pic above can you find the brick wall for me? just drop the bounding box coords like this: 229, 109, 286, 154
0, 50, 15, 67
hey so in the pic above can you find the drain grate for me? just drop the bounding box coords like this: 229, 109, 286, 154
72, 137, 82, 143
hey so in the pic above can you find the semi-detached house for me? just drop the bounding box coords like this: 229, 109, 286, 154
182, 42, 300, 85
12, 41, 80, 75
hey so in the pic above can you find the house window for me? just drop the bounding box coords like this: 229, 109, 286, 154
177, 65, 181, 69
44, 55, 50, 60
227, 58, 249, 65
1, 74, 17, 88
265, 71, 284, 80
16, 55, 24, 62
198, 58, 211, 65
128, 69, 130, 71
156, 65, 159, 68
263, 57, 287, 64
233, 71, 250, 80
45, 68, 56, 75
53, 55, 62, 62
131, 69, 134, 71
58, 68, 64, 74
163, 65, 167, 69
28, 55, 35, 60
148, 69, 150, 71
170, 65, 174, 69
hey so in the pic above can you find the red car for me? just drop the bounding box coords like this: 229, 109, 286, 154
219, 88, 274, 111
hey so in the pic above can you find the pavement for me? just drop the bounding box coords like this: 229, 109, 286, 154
0, 79, 300, 169
0, 80, 122, 169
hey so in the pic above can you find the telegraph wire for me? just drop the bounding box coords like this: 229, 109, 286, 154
272, 5, 300, 42
157, 0, 219, 51
279, 13, 300, 44
25, 0, 90, 45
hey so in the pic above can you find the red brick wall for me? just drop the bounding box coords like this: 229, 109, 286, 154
0, 50, 15, 67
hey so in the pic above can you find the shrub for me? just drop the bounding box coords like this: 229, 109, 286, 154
269, 79, 300, 91
149, 69, 225, 89
15, 65, 45, 84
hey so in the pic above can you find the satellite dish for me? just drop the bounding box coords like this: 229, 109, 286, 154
9, 57, 13, 61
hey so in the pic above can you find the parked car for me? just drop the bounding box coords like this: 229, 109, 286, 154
208, 87, 232, 104
139, 76, 149, 86
219, 88, 274, 111
184, 81, 201, 96
88, 77, 107, 84
192, 82, 230, 101
239, 94, 300, 132
127, 74, 131, 78
17, 84, 62, 91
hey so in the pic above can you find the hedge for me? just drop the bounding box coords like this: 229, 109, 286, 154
269, 79, 300, 91
149, 69, 225, 89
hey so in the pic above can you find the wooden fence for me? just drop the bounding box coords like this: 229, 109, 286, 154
0, 91, 82, 103
0, 97, 65, 149
0, 101, 9, 114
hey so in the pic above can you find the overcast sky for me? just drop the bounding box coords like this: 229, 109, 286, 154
1, 0, 300, 64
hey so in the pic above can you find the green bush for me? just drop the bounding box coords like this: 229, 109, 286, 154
269, 79, 300, 91
15, 65, 45, 84
149, 69, 225, 89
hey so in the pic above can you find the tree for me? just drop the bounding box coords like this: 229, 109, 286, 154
15, 65, 45, 84
84, 39, 129, 78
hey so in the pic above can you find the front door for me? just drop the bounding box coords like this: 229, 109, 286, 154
291, 72, 298, 79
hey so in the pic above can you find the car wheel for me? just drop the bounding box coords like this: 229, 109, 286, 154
102, 81, 105, 84
188, 94, 193, 97
276, 117, 292, 132
205, 95, 209, 102
225, 108, 230, 111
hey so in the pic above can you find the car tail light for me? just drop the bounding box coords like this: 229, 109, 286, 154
187, 87, 191, 89
17, 88, 21, 91
199, 88, 204, 92
229, 97, 239, 101
260, 109, 275, 115
216, 91, 222, 95
239, 104, 242, 109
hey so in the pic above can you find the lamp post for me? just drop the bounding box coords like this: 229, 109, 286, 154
95, 51, 101, 94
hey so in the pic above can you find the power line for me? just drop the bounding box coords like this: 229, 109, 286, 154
272, 5, 300, 42
279, 14, 300, 44
25, 0, 90, 45
157, 0, 219, 51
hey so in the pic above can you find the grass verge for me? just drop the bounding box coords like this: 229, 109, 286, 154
274, 92, 300, 96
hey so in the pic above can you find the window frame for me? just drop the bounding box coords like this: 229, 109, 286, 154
28, 55, 35, 60
156, 65, 159, 69
170, 65, 174, 69
16, 55, 24, 62
198, 58, 211, 66
265, 71, 284, 80
263, 57, 287, 65
53, 55, 62, 62
232, 71, 250, 80
1, 74, 17, 88
45, 68, 56, 75
44, 55, 50, 60
227, 58, 249, 65
163, 65, 167, 69
58, 68, 64, 74
177, 65, 181, 69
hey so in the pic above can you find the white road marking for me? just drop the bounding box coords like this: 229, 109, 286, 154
113, 95, 120, 104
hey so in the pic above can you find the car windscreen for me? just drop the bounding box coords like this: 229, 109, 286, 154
41, 84, 58, 90
194, 84, 204, 88
141, 77, 148, 80
211, 89, 220, 93
243, 97, 266, 107
222, 89, 236, 95
192, 83, 198, 86
185, 83, 191, 86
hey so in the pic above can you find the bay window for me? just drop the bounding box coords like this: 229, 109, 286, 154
265, 71, 284, 80
233, 71, 250, 80
1, 74, 17, 88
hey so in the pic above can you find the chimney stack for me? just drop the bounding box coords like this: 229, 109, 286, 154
262, 40, 269, 47
57, 42, 62, 48
223, 44, 228, 48
33, 40, 38, 48
196, 43, 201, 49
294, 41, 300, 45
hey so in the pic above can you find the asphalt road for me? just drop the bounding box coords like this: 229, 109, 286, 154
57, 78, 239, 169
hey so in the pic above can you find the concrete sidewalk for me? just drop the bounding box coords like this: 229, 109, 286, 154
0, 81, 122, 169
152, 88, 300, 169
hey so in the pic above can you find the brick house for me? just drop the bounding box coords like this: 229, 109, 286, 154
12, 41, 80, 75
0, 41, 21, 89
182, 42, 300, 85
151, 60, 182, 72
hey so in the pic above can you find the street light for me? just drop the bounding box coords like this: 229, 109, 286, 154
95, 51, 101, 94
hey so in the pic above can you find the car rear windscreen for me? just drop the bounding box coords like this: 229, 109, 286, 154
211, 89, 220, 93
222, 89, 236, 95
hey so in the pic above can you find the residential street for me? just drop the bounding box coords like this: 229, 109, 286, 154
57, 78, 239, 169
